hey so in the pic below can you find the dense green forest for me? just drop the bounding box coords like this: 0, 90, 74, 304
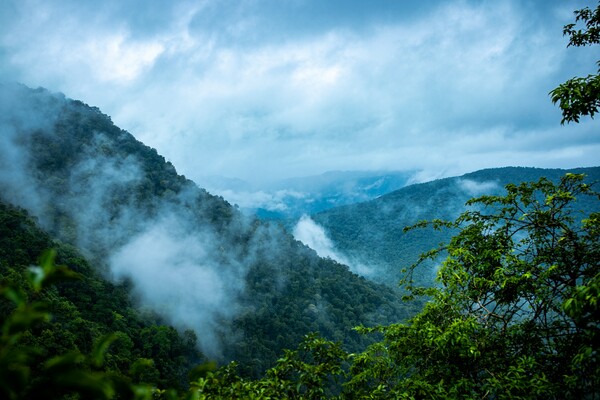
0, 82, 410, 379
0, 202, 202, 395
1, 93, 598, 397
1, 3, 599, 397
3, 173, 598, 399
312, 166, 600, 288
1, 91, 599, 399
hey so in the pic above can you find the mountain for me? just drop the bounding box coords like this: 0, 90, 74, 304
200, 170, 415, 220
0, 83, 410, 377
0, 201, 202, 391
311, 166, 600, 287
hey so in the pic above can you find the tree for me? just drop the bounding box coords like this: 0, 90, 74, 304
0, 251, 139, 399
189, 333, 347, 399
347, 173, 600, 399
550, 1, 600, 124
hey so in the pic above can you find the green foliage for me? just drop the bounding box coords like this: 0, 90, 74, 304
1, 172, 598, 398
313, 167, 600, 290
349, 173, 600, 399
189, 333, 347, 399
0, 188, 405, 396
0, 202, 203, 396
551, 73, 600, 124
0, 251, 136, 399
131, 172, 598, 400
27, 250, 81, 291
550, 1, 600, 124
231, 239, 406, 377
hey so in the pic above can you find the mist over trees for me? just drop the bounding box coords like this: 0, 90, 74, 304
3, 170, 598, 399
0, 82, 409, 379
310, 166, 600, 288
0, 202, 202, 395
0, 2, 599, 399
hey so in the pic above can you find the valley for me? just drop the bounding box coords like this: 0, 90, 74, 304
1, 83, 598, 398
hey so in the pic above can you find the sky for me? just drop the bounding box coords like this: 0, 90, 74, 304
1, 0, 598, 187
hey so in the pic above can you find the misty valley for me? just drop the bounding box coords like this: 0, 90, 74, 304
1, 83, 599, 399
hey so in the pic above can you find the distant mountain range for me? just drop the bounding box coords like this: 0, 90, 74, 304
198, 170, 416, 219
308, 166, 600, 287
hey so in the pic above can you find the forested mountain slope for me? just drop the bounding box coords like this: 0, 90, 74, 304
0, 201, 202, 390
313, 166, 600, 287
0, 83, 409, 377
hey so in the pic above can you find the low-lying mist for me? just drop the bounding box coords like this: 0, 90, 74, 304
0, 84, 272, 358
109, 215, 246, 358
4, 83, 514, 362
293, 214, 375, 278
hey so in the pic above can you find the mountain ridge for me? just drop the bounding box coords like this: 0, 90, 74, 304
0, 83, 410, 377
309, 165, 600, 287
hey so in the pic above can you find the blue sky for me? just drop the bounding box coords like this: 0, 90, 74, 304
1, 0, 598, 185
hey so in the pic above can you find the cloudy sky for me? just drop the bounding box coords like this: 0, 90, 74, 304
1, 0, 598, 186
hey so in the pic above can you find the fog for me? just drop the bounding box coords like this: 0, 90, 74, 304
458, 179, 501, 196
109, 215, 245, 358
0, 84, 259, 358
293, 214, 375, 278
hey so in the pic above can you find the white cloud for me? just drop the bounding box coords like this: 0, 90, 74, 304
293, 215, 339, 260
0, 0, 597, 187
110, 215, 244, 358
210, 188, 307, 211
293, 215, 375, 277
83, 34, 165, 83
459, 179, 501, 196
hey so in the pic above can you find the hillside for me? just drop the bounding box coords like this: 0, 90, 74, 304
0, 83, 410, 377
312, 166, 600, 287
0, 201, 202, 391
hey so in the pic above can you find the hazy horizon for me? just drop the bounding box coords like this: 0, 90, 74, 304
1, 0, 598, 187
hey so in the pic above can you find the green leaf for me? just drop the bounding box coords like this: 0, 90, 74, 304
91, 333, 119, 368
